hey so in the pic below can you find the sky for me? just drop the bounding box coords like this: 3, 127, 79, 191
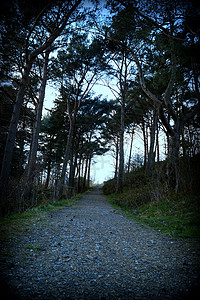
41, 2, 119, 184
90, 83, 116, 183
91, 153, 115, 184
43, 80, 166, 184
43, 82, 116, 184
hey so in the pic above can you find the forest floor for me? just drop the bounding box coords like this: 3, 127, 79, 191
0, 186, 200, 299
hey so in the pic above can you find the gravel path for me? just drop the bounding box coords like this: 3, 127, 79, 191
0, 186, 200, 299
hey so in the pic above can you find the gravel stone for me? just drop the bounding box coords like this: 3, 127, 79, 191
0, 186, 200, 299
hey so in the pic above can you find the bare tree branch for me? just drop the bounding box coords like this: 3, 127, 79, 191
105, 35, 175, 136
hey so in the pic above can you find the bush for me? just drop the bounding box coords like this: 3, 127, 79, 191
112, 185, 152, 209
102, 178, 116, 195
124, 168, 148, 189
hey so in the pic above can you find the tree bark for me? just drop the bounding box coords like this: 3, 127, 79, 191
141, 118, 147, 169
127, 128, 134, 173
0, 61, 32, 214
87, 153, 92, 188
57, 116, 75, 200
116, 51, 128, 193
67, 133, 77, 198
45, 158, 51, 189
67, 158, 75, 198
83, 132, 92, 190
147, 108, 158, 176
23, 49, 50, 201
116, 94, 125, 193
83, 155, 89, 191
156, 121, 160, 163
167, 120, 182, 192
114, 137, 119, 179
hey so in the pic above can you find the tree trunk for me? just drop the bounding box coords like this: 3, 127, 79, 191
67, 158, 75, 198
80, 157, 85, 191
45, 158, 51, 189
67, 135, 76, 198
83, 132, 92, 190
0, 61, 32, 215
87, 153, 92, 188
114, 137, 119, 179
156, 122, 160, 163
167, 120, 182, 192
77, 152, 83, 193
141, 118, 147, 169
127, 128, 134, 173
116, 96, 125, 193
147, 108, 158, 176
23, 49, 50, 201
57, 116, 75, 200
116, 50, 128, 193
83, 155, 89, 191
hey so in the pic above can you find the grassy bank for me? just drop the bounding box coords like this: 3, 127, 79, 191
0, 193, 83, 240
105, 189, 200, 239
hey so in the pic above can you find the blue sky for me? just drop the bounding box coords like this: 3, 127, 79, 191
43, 82, 116, 184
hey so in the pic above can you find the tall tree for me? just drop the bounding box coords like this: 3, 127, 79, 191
102, 7, 137, 192
22, 48, 50, 202
105, 0, 200, 191
51, 32, 108, 199
0, 0, 82, 215
117, 50, 128, 193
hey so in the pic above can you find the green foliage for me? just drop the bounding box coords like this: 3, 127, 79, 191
135, 195, 200, 238
107, 185, 151, 209
103, 166, 148, 196
123, 186, 151, 208
1, 0, 200, 218
124, 168, 147, 189
104, 161, 200, 238
107, 187, 200, 238
102, 178, 116, 195
0, 193, 83, 240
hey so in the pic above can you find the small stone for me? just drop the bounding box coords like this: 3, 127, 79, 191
86, 255, 94, 260
2, 186, 199, 300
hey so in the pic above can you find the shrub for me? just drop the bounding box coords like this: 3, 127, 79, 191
102, 178, 116, 195
124, 168, 148, 189
114, 186, 152, 209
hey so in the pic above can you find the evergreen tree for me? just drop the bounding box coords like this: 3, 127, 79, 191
0, 0, 82, 215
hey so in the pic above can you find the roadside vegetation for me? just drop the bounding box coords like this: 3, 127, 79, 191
0, 0, 199, 219
0, 192, 84, 240
103, 157, 200, 239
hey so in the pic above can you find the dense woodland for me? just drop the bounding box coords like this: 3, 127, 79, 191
0, 0, 200, 216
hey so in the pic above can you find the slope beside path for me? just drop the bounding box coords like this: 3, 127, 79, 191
0, 186, 199, 299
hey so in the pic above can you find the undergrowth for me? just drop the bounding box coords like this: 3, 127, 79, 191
103, 163, 200, 239
107, 191, 200, 238
135, 195, 200, 238
0, 193, 83, 240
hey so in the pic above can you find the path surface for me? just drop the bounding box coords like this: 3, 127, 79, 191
0, 186, 200, 299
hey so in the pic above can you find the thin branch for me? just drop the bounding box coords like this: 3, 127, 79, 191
105, 35, 175, 136
163, 42, 177, 122
99, 78, 120, 98
29, 0, 82, 62
25, 1, 55, 62
118, 1, 186, 42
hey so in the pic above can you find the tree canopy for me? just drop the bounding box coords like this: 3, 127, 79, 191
0, 0, 199, 215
